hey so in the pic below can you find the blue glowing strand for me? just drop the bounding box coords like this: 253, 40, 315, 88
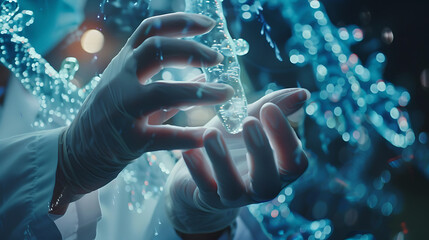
269, 0, 414, 149
231, 0, 283, 61
239, 0, 415, 238
2, 0, 425, 238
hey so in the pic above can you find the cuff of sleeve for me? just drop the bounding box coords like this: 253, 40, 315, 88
32, 128, 64, 215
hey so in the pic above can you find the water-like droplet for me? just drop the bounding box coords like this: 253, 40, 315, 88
233, 38, 249, 56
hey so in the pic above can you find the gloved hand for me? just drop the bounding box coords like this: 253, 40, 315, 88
164, 88, 310, 236
51, 13, 234, 213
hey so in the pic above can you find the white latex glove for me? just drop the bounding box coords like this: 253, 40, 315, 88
164, 88, 310, 236
51, 13, 234, 213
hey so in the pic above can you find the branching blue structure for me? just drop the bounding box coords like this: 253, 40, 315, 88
0, 0, 99, 128
1, 0, 426, 239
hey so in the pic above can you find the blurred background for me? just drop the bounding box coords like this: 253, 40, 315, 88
1, 0, 428, 239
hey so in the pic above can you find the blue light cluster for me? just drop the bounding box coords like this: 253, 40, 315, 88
261, 0, 414, 149
1, 0, 423, 238
99, 0, 152, 32
0, 0, 99, 127
231, 0, 416, 238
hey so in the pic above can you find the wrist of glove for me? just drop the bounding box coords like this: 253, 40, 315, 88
175, 222, 236, 240
61, 122, 132, 194
165, 160, 239, 234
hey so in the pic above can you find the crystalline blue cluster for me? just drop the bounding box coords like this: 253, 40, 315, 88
229, 0, 417, 238
259, 0, 414, 149
1, 0, 424, 238
0, 0, 99, 127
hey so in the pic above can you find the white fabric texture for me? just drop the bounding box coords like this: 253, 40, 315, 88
0, 0, 101, 238
0, 77, 101, 239
97, 175, 255, 240
0, 127, 62, 238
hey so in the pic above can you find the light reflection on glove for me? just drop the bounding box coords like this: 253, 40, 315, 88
53, 13, 234, 210
164, 88, 310, 235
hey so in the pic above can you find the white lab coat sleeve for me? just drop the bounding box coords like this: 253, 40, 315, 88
142, 195, 261, 240
52, 190, 101, 240
0, 127, 63, 239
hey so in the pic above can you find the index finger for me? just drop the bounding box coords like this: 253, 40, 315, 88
132, 81, 234, 117
248, 88, 311, 117
129, 12, 216, 48
260, 103, 308, 185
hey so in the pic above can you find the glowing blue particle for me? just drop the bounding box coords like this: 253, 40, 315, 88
284, 187, 293, 196
241, 4, 250, 11
352, 28, 364, 41
310, 0, 320, 9
338, 54, 347, 63
317, 64, 328, 76
326, 84, 334, 93
375, 53, 386, 63
331, 44, 341, 54
389, 107, 399, 119
318, 17, 328, 26
309, 46, 318, 55
377, 81, 386, 92
326, 118, 336, 129
386, 85, 395, 95
298, 54, 306, 63
338, 28, 350, 41
290, 54, 299, 64
303, 30, 312, 39
367, 195, 378, 208
393, 134, 405, 147
314, 10, 324, 20
334, 107, 342, 116
277, 194, 286, 203
323, 226, 332, 235
381, 170, 391, 183
357, 98, 365, 107
315, 230, 322, 239
406, 130, 415, 144
306, 103, 317, 115
310, 222, 320, 231
418, 132, 428, 144
242, 11, 251, 20
398, 91, 411, 106
399, 118, 409, 132
294, 23, 303, 32
320, 90, 328, 99
369, 84, 378, 94
324, 33, 334, 42
381, 202, 393, 216
355, 65, 364, 75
